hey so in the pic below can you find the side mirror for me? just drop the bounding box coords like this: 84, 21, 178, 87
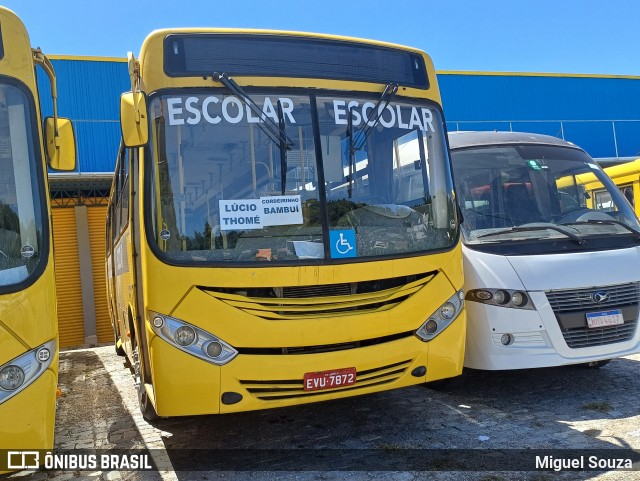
45, 117, 76, 171
120, 91, 149, 147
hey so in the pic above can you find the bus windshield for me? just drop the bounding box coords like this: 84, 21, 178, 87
0, 82, 44, 286
451, 143, 640, 247
147, 90, 456, 264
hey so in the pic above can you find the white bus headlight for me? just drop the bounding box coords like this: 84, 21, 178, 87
467, 288, 535, 310
148, 311, 237, 365
0, 339, 56, 405
416, 290, 464, 341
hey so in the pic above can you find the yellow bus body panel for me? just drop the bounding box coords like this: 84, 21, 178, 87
0, 6, 59, 454
141, 241, 464, 415
149, 312, 465, 416
0, 367, 57, 449
0, 267, 58, 349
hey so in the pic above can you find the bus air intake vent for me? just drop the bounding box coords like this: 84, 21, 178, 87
239, 359, 412, 401
199, 272, 436, 320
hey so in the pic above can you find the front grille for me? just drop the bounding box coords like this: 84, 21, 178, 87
239, 359, 412, 401
546, 282, 640, 348
562, 320, 638, 348
546, 282, 640, 313
200, 272, 436, 320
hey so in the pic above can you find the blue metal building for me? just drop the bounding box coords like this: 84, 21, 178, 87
38, 57, 640, 176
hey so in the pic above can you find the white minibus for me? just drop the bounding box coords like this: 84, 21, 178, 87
449, 131, 640, 370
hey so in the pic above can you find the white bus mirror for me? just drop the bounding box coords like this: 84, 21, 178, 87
45, 117, 76, 171
120, 91, 149, 147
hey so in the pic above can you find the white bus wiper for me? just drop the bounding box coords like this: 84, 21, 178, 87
213, 72, 294, 194
560, 219, 640, 239
346, 82, 398, 197
476, 224, 586, 245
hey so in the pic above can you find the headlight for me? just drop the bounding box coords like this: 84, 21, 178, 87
466, 288, 535, 310
416, 290, 464, 342
0, 366, 25, 390
0, 339, 56, 405
148, 311, 237, 365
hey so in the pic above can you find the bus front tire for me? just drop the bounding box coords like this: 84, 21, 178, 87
134, 346, 159, 421
113, 324, 125, 357
581, 359, 612, 368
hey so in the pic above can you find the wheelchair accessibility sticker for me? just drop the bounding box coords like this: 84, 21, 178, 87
330, 229, 357, 258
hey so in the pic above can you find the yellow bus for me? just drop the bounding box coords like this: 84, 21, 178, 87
561, 159, 640, 217
0, 6, 75, 455
107, 28, 465, 419
601, 159, 640, 217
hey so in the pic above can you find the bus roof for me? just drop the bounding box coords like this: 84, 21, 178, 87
0, 6, 37, 88
448, 131, 583, 152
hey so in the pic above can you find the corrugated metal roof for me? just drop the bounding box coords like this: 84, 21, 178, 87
34, 59, 640, 176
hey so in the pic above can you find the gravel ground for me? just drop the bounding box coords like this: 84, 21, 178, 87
4, 346, 640, 481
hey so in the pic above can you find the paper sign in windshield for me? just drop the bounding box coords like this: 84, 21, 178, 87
219, 195, 303, 230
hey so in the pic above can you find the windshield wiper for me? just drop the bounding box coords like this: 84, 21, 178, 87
476, 224, 586, 245
352, 82, 398, 151
560, 219, 640, 239
276, 100, 288, 195
346, 82, 398, 198
347, 107, 355, 198
213, 72, 294, 194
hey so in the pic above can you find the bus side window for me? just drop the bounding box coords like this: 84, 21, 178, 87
623, 187, 634, 207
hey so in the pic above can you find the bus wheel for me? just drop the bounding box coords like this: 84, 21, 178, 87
581, 360, 612, 368
113, 324, 125, 357
422, 378, 454, 390
133, 346, 159, 421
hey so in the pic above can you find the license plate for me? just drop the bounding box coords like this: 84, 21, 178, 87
586, 309, 624, 328
303, 367, 357, 392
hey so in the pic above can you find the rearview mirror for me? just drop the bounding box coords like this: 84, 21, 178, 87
120, 91, 149, 147
45, 117, 76, 171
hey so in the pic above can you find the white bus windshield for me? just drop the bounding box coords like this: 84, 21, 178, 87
451, 144, 640, 247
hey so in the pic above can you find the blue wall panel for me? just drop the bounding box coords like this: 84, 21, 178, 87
510, 121, 563, 138
612, 121, 640, 158
438, 73, 640, 158
37, 59, 128, 174
561, 121, 617, 159
73, 121, 121, 173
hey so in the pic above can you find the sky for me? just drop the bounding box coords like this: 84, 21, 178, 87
2, 0, 640, 75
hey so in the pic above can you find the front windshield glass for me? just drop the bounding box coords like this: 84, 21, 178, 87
147, 90, 456, 264
0, 82, 44, 286
451, 143, 640, 247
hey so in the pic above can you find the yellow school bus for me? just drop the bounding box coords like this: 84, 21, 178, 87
601, 159, 640, 217
0, 6, 75, 456
560, 159, 640, 217
107, 28, 464, 419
